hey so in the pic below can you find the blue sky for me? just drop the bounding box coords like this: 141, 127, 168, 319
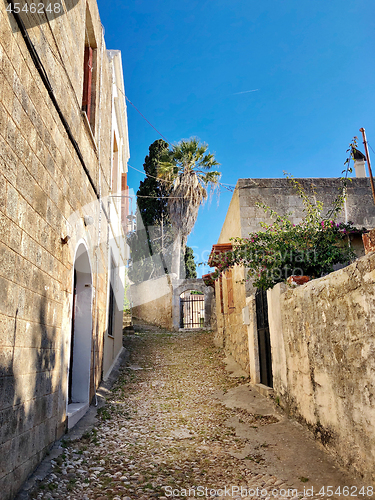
98, 0, 375, 276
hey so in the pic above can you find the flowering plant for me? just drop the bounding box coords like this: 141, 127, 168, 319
212, 174, 364, 290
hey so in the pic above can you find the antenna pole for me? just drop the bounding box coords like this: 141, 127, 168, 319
359, 127, 375, 205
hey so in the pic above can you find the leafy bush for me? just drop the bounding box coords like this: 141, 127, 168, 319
213, 175, 363, 291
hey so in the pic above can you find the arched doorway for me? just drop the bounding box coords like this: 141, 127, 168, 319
172, 279, 214, 330
67, 242, 93, 428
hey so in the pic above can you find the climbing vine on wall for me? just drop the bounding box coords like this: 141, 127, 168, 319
212, 161, 365, 290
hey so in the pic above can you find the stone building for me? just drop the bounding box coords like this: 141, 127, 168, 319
0, 1, 129, 497
209, 177, 375, 378
102, 50, 130, 382
208, 176, 375, 480
266, 253, 375, 482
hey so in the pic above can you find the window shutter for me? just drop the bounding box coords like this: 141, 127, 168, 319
226, 269, 235, 313
219, 275, 224, 314
82, 47, 93, 122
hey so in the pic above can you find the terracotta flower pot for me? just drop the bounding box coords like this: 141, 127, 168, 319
287, 275, 310, 286
362, 229, 375, 255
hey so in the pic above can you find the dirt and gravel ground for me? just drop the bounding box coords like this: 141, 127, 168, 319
26, 325, 367, 500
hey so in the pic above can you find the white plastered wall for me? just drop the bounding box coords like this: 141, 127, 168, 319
102, 50, 130, 380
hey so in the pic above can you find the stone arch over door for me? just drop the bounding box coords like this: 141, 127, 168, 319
67, 241, 93, 428
172, 279, 214, 330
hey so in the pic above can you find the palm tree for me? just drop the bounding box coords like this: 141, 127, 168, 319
157, 137, 221, 278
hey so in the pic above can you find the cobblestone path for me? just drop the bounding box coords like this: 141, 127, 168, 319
29, 326, 362, 500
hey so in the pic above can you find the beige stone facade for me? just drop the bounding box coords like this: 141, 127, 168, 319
131, 275, 174, 330
212, 188, 249, 369
0, 2, 128, 497
102, 50, 130, 381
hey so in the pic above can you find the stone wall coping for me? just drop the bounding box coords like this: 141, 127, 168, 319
236, 177, 372, 189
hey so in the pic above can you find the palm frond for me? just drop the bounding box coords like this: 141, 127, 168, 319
200, 170, 221, 185
157, 161, 177, 184
156, 137, 221, 242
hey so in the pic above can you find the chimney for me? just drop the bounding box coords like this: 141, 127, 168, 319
352, 148, 367, 178
354, 159, 366, 177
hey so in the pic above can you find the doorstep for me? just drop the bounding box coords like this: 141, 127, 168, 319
67, 402, 89, 429
253, 383, 274, 398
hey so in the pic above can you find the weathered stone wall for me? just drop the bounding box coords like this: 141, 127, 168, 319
212, 177, 375, 379
266, 283, 288, 392
220, 266, 249, 373
131, 276, 173, 330
209, 289, 217, 332
238, 177, 375, 236
237, 177, 375, 296
213, 282, 224, 348
0, 1, 114, 497
269, 253, 375, 482
213, 189, 250, 372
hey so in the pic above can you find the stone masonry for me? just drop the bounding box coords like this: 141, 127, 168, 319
0, 1, 122, 497
21, 325, 367, 500
268, 250, 375, 482
212, 177, 375, 374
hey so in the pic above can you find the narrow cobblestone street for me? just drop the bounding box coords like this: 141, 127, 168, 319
27, 325, 365, 500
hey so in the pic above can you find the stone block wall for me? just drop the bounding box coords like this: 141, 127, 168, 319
0, 1, 114, 497
268, 253, 375, 482
213, 271, 250, 375
212, 176, 375, 381
213, 310, 224, 348
131, 276, 173, 330
213, 188, 250, 372
237, 177, 375, 237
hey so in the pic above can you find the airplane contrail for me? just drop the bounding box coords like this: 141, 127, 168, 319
233, 89, 259, 95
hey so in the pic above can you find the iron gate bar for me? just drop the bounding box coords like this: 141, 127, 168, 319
180, 295, 205, 328
255, 289, 273, 388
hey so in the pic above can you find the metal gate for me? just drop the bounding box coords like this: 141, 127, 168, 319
180, 292, 205, 329
255, 289, 273, 388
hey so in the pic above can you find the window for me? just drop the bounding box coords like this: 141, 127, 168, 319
82, 46, 93, 122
